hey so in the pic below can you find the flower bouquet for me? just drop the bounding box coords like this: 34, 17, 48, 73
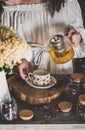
0, 25, 32, 106
0, 24, 32, 75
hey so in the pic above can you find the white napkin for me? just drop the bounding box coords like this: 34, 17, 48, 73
0, 70, 11, 112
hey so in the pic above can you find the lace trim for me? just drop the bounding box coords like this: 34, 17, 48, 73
3, 1, 48, 11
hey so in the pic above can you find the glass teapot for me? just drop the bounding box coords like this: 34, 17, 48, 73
48, 34, 74, 64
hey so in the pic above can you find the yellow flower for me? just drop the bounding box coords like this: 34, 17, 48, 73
0, 25, 32, 73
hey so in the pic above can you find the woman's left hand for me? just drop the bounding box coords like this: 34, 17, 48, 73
68, 28, 82, 47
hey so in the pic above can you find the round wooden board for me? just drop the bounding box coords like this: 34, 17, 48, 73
8, 75, 69, 105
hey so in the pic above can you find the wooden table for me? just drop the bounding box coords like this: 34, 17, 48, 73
0, 74, 85, 126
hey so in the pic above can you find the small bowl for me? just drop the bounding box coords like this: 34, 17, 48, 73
58, 101, 72, 112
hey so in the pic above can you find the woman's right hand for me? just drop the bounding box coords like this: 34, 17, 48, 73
17, 59, 30, 80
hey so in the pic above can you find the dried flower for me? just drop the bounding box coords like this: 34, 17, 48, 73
0, 25, 32, 74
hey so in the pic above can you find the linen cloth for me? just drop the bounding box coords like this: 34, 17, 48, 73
0, 71, 11, 112
1, 0, 85, 74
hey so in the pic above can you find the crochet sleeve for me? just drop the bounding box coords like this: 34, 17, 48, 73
67, 0, 83, 28
67, 0, 85, 57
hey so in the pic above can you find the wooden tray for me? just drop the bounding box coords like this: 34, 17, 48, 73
8, 75, 69, 105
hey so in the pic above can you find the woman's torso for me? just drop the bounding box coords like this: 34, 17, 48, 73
0, 0, 75, 74
1, 1, 69, 44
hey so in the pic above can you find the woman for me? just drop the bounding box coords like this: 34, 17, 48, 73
0, 0, 85, 79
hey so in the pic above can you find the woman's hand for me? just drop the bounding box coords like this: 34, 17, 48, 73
17, 59, 30, 80
68, 28, 82, 47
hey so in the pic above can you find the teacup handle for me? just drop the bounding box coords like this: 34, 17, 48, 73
28, 73, 34, 80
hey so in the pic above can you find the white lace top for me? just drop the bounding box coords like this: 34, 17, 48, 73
1, 0, 85, 74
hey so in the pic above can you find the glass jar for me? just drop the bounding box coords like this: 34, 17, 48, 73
76, 94, 85, 120
65, 80, 84, 102
1, 98, 17, 121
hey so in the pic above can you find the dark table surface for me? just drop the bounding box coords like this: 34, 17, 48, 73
0, 74, 85, 124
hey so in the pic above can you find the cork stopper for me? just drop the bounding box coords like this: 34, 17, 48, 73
19, 109, 34, 121
71, 73, 84, 83
79, 94, 85, 105
58, 101, 72, 112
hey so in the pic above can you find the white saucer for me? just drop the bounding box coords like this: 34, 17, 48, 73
25, 76, 57, 89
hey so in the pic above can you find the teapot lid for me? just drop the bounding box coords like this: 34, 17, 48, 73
49, 34, 64, 45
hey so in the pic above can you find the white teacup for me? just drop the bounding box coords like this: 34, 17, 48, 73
28, 69, 50, 86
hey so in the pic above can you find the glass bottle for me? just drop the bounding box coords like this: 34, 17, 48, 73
1, 98, 17, 121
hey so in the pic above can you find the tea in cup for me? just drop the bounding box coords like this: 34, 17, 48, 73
28, 69, 50, 86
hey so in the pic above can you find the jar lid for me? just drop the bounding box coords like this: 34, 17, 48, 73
79, 94, 85, 105
58, 101, 72, 112
19, 109, 34, 121
71, 73, 84, 82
